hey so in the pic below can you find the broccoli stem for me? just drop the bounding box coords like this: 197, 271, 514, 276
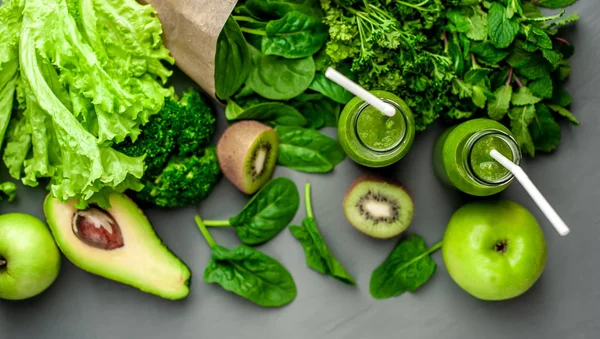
203, 220, 231, 227
195, 216, 216, 248
240, 27, 267, 36
305, 183, 314, 219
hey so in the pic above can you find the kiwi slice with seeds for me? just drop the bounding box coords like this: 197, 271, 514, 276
343, 174, 414, 239
217, 121, 279, 194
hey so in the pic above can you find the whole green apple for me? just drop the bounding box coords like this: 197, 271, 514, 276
442, 200, 547, 301
0, 213, 61, 300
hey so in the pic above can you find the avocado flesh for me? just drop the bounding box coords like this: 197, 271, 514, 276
43, 193, 191, 300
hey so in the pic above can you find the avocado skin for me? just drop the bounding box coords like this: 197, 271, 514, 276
43, 192, 192, 300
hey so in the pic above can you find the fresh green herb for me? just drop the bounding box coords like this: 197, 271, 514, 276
225, 100, 307, 127
370, 235, 442, 299
195, 216, 297, 307
290, 183, 355, 285
247, 54, 316, 100
261, 11, 329, 58
215, 17, 252, 100
203, 177, 300, 245
275, 126, 345, 173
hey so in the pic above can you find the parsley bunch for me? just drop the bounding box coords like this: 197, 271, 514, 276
322, 0, 580, 156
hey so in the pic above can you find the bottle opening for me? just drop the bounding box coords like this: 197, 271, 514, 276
353, 99, 407, 153
464, 131, 522, 186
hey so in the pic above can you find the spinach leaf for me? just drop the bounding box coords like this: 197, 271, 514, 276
276, 126, 345, 173
247, 55, 316, 100
530, 104, 561, 152
215, 17, 252, 100
195, 217, 297, 307
487, 2, 519, 48
308, 72, 354, 104
290, 97, 340, 129
370, 235, 441, 299
262, 11, 328, 59
204, 177, 300, 245
226, 101, 307, 127
289, 183, 355, 285
246, 0, 323, 18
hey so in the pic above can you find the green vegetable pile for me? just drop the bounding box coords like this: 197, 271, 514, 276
322, 0, 580, 156
115, 90, 221, 208
215, 0, 354, 173
0, 0, 175, 208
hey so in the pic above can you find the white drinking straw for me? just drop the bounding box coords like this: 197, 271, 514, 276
325, 67, 396, 117
490, 150, 570, 236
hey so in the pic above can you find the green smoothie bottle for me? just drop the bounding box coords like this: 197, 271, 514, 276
432, 118, 522, 196
338, 90, 416, 168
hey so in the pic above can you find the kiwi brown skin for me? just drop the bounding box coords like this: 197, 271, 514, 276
217, 121, 278, 194
343, 174, 414, 239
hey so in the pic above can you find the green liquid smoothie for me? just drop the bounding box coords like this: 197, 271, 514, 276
338, 91, 415, 168
432, 118, 521, 196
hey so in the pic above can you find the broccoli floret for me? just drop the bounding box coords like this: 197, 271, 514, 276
137, 147, 221, 208
175, 90, 217, 155
115, 88, 221, 208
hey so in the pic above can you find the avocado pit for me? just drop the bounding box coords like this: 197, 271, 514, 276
72, 207, 124, 250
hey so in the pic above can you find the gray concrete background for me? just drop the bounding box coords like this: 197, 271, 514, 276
1, 1, 599, 338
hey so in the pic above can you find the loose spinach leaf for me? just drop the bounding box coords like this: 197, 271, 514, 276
308, 73, 354, 104
512, 87, 542, 106
488, 2, 519, 48
488, 85, 513, 120
247, 55, 316, 100
530, 104, 561, 152
290, 97, 340, 129
536, 0, 577, 9
226, 101, 307, 127
289, 183, 355, 285
246, 0, 323, 18
215, 17, 252, 100
204, 177, 300, 245
509, 104, 537, 157
195, 217, 297, 308
276, 126, 345, 173
262, 11, 328, 59
370, 235, 441, 299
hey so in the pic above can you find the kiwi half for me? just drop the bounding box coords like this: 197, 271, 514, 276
343, 174, 414, 239
217, 121, 279, 194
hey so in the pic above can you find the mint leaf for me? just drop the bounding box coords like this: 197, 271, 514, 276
446, 9, 470, 33
466, 10, 488, 41
530, 104, 561, 153
552, 86, 573, 107
528, 76, 553, 99
548, 104, 580, 125
558, 63, 572, 80
506, 0, 524, 19
509, 51, 553, 79
536, 0, 578, 9
488, 2, 519, 48
509, 104, 537, 157
464, 69, 491, 86
521, 10, 565, 23
472, 86, 487, 108
526, 26, 553, 49
522, 1, 543, 18
542, 48, 563, 66
512, 87, 542, 106
369, 235, 441, 299
488, 85, 513, 120
452, 79, 473, 99
549, 12, 580, 29
472, 42, 510, 65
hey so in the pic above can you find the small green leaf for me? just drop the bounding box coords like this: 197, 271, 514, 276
488, 2, 519, 48
522, 1, 543, 18
488, 85, 513, 120
464, 69, 491, 86
508, 104, 537, 157
551, 86, 573, 107
512, 87, 542, 106
541, 49, 563, 67
548, 104, 579, 125
526, 26, 553, 49
549, 12, 580, 29
369, 235, 441, 299
528, 76, 553, 99
466, 10, 488, 41
446, 9, 470, 33
530, 104, 561, 153
226, 102, 307, 127
309, 73, 354, 104
276, 126, 345, 173
521, 10, 565, 23
262, 11, 329, 59
536, 0, 578, 9
452, 79, 473, 99
472, 85, 487, 108
291, 98, 340, 129
215, 17, 252, 99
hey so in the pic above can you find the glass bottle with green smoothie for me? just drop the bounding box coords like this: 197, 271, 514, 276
432, 118, 522, 196
338, 90, 416, 168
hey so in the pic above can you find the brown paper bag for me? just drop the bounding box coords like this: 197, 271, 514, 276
139, 0, 238, 100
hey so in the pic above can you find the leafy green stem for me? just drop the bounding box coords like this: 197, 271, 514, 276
304, 183, 314, 219
428, 241, 443, 254
395, 0, 434, 12
240, 27, 267, 36
203, 220, 231, 227
514, 74, 523, 88
195, 216, 217, 248
233, 16, 263, 24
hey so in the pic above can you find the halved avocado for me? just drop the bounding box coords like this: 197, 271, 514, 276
43, 192, 191, 300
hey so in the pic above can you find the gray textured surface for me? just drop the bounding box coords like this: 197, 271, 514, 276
1, 2, 599, 338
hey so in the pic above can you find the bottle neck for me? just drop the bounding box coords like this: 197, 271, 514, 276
462, 130, 522, 186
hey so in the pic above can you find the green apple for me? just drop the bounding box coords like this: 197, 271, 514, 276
442, 200, 547, 301
0, 213, 61, 300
